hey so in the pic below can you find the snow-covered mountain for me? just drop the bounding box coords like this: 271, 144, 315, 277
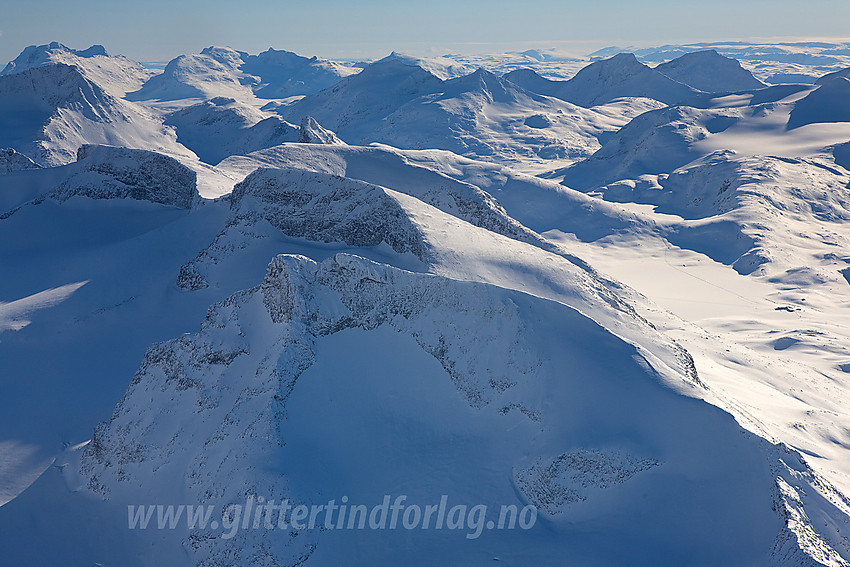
503, 52, 701, 107
1, 41, 154, 95
286, 60, 661, 172
653, 49, 767, 92
3, 38, 850, 567
612, 41, 850, 85
0, 62, 189, 166
560, 105, 745, 189
129, 46, 357, 103
128, 47, 256, 102
284, 58, 444, 138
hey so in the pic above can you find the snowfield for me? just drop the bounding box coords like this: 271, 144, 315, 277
2, 39, 850, 567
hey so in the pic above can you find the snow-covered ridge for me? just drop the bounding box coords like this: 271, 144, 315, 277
3, 38, 850, 566
286, 58, 655, 172
216, 143, 542, 246
229, 168, 428, 256
284, 58, 444, 136
2, 42, 107, 74
176, 167, 429, 290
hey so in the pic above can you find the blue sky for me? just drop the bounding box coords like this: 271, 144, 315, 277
1, 0, 847, 64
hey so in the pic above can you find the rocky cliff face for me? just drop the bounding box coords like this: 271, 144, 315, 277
50, 144, 198, 208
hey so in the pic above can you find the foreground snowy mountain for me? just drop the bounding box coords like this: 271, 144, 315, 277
3, 39, 850, 567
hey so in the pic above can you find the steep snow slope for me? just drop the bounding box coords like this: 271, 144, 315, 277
164, 97, 299, 164
503, 52, 701, 107
817, 67, 850, 84
654, 50, 766, 92
0, 63, 190, 166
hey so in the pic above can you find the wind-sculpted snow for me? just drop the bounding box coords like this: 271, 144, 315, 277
654, 50, 766, 93
82, 253, 850, 566
49, 144, 198, 208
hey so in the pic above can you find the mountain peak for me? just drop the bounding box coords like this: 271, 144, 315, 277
443, 67, 520, 103
655, 50, 765, 92
298, 115, 345, 145
2, 42, 110, 75
376, 51, 470, 80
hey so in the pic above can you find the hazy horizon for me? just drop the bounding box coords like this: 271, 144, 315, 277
2, 0, 848, 65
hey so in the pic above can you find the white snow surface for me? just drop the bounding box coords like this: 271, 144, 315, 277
2, 39, 850, 567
